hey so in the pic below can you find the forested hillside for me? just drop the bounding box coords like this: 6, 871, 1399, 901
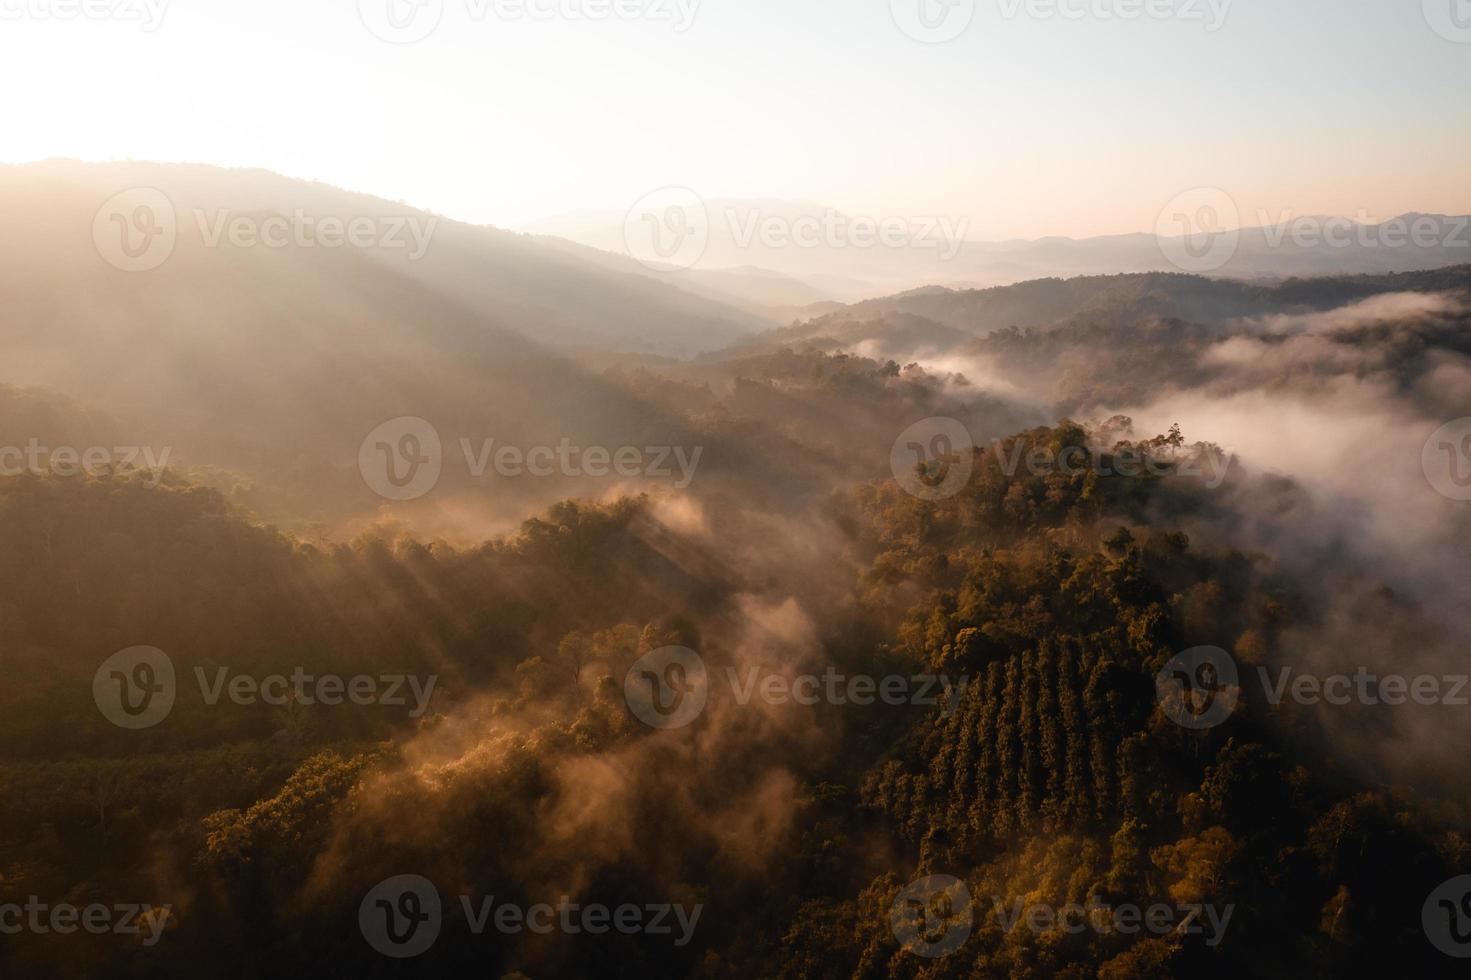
3, 407, 1466, 977
4, 177, 1470, 975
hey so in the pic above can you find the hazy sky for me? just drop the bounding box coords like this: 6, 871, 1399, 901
4, 0, 1469, 239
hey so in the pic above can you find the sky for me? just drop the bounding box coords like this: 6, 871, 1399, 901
3, 0, 1469, 240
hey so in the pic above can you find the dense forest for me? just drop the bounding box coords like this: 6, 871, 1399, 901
8, 0, 1471, 963
2, 405, 1467, 976
4, 162, 1470, 976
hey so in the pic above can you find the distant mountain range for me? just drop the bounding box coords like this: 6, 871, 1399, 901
0, 161, 771, 531
527, 199, 1471, 315
735, 265, 1471, 364
7, 161, 1469, 538
6, 160, 765, 357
